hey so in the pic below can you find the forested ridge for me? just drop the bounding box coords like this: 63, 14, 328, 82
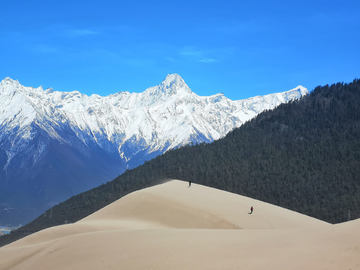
1, 78, 359, 247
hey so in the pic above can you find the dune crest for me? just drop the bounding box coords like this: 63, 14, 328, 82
80, 180, 327, 230
0, 180, 359, 270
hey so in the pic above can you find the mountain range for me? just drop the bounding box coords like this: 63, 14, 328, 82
0, 74, 307, 226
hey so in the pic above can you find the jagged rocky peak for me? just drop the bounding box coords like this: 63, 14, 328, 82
295, 85, 309, 96
1, 77, 46, 96
44, 87, 55, 94
281, 85, 309, 100
145, 73, 192, 97
1, 77, 20, 93
162, 73, 185, 88
1, 77, 21, 86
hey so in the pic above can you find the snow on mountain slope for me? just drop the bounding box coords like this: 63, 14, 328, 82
0, 74, 308, 226
0, 74, 308, 161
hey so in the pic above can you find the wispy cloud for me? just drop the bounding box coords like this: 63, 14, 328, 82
212, 20, 261, 35
32, 44, 59, 54
165, 56, 176, 62
199, 58, 218, 63
63, 29, 99, 38
179, 46, 218, 63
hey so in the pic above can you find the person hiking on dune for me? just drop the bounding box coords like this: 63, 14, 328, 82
188, 181, 192, 188
249, 206, 253, 214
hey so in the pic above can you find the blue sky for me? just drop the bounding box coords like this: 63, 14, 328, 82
1, 0, 359, 100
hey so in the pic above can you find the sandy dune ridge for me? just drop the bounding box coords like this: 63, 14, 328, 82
0, 180, 359, 270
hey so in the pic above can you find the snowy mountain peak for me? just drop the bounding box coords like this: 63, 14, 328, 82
294, 85, 308, 96
162, 73, 186, 88
281, 85, 308, 101
1, 77, 19, 85
145, 73, 192, 97
1, 77, 10, 84
0, 77, 46, 96
45, 87, 55, 94
0, 77, 20, 92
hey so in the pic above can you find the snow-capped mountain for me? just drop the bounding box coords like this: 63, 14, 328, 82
0, 74, 308, 226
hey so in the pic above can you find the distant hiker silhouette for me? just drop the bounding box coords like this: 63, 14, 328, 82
188, 181, 192, 188
249, 206, 253, 214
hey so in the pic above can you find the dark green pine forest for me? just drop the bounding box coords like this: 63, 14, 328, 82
1, 78, 360, 247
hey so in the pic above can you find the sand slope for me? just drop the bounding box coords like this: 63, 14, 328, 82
0, 180, 359, 270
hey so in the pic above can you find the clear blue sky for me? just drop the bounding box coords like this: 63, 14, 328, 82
1, 0, 359, 100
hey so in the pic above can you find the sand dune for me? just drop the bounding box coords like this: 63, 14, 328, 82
0, 180, 359, 270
